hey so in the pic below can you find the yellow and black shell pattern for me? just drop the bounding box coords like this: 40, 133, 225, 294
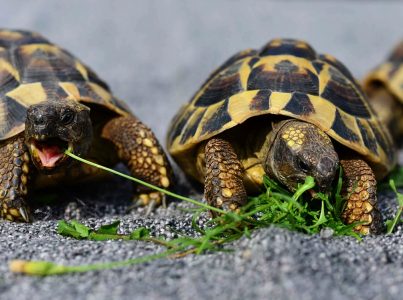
363, 40, 403, 103
0, 29, 132, 140
168, 39, 395, 179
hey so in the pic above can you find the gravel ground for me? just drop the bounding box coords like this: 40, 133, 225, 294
0, 1, 403, 300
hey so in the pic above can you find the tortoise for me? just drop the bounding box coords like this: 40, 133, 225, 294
363, 40, 403, 145
0, 29, 172, 222
167, 39, 396, 234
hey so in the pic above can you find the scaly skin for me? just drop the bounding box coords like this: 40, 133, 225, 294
0, 134, 32, 222
203, 138, 247, 216
102, 116, 173, 207
340, 159, 381, 235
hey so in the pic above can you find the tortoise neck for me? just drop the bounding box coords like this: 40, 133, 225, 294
261, 119, 295, 180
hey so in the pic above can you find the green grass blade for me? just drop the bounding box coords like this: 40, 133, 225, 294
385, 180, 403, 234
10, 248, 180, 276
292, 176, 315, 201
65, 150, 226, 215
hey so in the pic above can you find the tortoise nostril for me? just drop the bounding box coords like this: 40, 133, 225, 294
317, 157, 338, 190
34, 115, 46, 126
318, 157, 335, 173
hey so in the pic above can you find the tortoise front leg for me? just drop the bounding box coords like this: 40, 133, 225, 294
0, 134, 32, 222
102, 116, 173, 210
340, 159, 382, 234
204, 138, 247, 216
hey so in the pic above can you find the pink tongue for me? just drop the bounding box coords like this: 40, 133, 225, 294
37, 145, 64, 167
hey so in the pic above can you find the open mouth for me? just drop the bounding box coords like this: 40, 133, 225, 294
29, 138, 72, 169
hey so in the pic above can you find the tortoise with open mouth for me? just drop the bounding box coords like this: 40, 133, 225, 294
167, 39, 396, 234
0, 29, 172, 222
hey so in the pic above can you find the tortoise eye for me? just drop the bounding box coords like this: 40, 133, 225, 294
60, 109, 75, 125
298, 159, 310, 173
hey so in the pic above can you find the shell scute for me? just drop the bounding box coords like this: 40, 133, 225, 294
318, 54, 358, 85
205, 49, 257, 84
194, 61, 244, 107
260, 39, 317, 60
0, 69, 19, 95
283, 92, 315, 116
0, 30, 50, 48
321, 66, 371, 118
249, 90, 271, 111
331, 109, 360, 143
247, 58, 319, 95
356, 119, 378, 155
180, 109, 206, 144
0, 96, 26, 138
201, 100, 232, 136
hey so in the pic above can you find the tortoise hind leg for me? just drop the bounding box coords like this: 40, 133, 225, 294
0, 134, 32, 222
340, 158, 382, 234
102, 116, 173, 210
204, 138, 247, 216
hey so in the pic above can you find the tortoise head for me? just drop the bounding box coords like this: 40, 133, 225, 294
265, 120, 339, 192
25, 99, 93, 173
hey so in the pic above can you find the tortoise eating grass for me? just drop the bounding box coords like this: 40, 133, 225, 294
0, 29, 172, 222
167, 39, 396, 234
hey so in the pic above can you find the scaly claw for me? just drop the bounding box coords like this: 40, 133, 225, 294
145, 200, 157, 216
222, 201, 241, 214
126, 192, 166, 213
18, 207, 31, 222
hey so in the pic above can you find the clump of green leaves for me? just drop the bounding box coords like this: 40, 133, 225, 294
58, 220, 151, 241
244, 173, 359, 238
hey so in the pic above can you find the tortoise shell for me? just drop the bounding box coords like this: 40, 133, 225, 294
363, 40, 403, 104
0, 29, 132, 140
167, 39, 395, 179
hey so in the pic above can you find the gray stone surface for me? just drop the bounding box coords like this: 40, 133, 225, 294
0, 1, 403, 299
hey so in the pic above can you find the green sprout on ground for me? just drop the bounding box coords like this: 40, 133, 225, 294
380, 166, 403, 234
386, 180, 403, 234
58, 220, 152, 241
9, 150, 403, 276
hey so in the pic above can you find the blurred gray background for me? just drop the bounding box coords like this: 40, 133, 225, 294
1, 1, 403, 300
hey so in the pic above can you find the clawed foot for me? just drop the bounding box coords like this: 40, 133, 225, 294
128, 192, 166, 215
342, 198, 382, 235
209, 194, 243, 217
1, 203, 31, 222
204, 138, 247, 217
340, 159, 382, 235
